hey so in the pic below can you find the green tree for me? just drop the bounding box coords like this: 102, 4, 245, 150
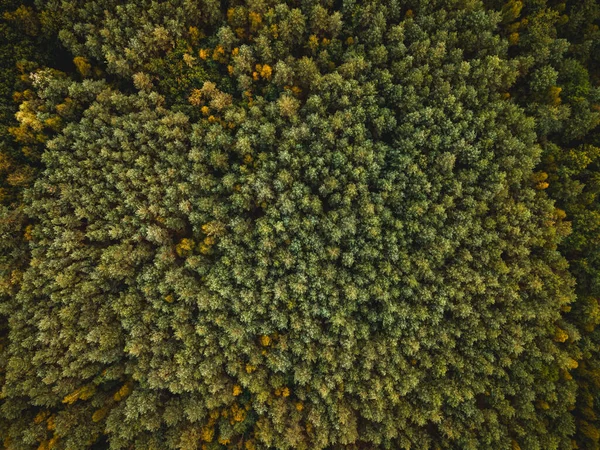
485, 0, 600, 447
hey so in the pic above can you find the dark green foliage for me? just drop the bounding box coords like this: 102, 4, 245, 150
485, 0, 600, 447
0, 0, 598, 449
0, 1, 59, 442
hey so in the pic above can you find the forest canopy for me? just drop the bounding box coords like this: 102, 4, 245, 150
0, 0, 599, 449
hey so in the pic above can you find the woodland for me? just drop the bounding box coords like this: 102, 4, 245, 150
0, 0, 599, 449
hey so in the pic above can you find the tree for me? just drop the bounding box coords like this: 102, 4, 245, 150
485, 1, 600, 447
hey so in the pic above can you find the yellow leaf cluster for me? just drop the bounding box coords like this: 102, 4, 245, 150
566, 358, 579, 370
73, 56, 91, 77
199, 48, 210, 60
275, 387, 290, 397
176, 238, 195, 257
34, 411, 50, 424
255, 64, 272, 80
37, 437, 58, 450
92, 406, 110, 422
555, 327, 569, 343
260, 335, 271, 346
24, 224, 34, 241
249, 11, 262, 31
532, 171, 549, 190
212, 45, 226, 63
549, 86, 562, 106
114, 382, 132, 401
201, 426, 214, 442
230, 403, 247, 423
537, 400, 550, 410
188, 26, 204, 43
62, 384, 95, 404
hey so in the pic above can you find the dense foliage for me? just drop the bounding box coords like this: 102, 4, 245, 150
0, 0, 598, 449
486, 0, 600, 446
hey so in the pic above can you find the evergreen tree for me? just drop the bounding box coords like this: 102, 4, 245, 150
485, 1, 600, 446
